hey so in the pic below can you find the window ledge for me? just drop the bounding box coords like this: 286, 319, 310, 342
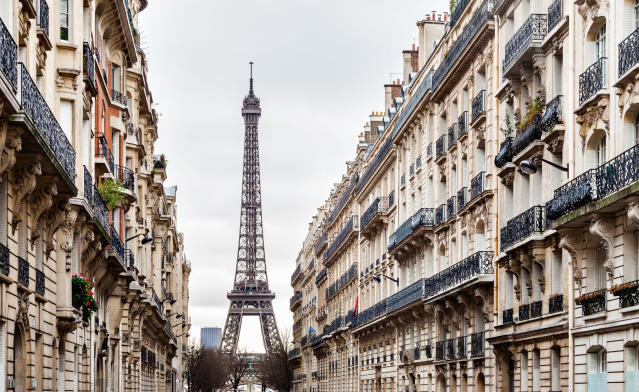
620, 304, 639, 314
56, 41, 78, 50
583, 311, 607, 321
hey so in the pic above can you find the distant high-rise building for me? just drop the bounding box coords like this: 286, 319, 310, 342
201, 327, 222, 349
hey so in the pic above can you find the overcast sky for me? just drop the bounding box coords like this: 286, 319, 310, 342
139, 0, 447, 352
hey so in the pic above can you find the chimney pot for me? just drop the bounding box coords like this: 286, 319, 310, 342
432, 11, 436, 19
412, 43, 415, 50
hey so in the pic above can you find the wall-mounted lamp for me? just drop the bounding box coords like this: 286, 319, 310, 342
372, 273, 399, 286
519, 158, 568, 175
126, 231, 153, 245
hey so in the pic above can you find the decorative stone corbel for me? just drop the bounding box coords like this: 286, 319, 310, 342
0, 123, 22, 176
28, 181, 57, 241
43, 200, 68, 257
59, 205, 79, 271
558, 230, 585, 295
628, 199, 639, 227
532, 249, 546, 294
473, 287, 492, 324
10, 157, 42, 231
16, 291, 30, 333
589, 216, 615, 284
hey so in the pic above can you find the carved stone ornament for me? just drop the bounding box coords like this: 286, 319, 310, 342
577, 0, 610, 22
500, 171, 514, 187
558, 230, 585, 294
615, 77, 639, 114
10, 157, 42, 231
576, 97, 610, 145
17, 291, 30, 332
473, 287, 492, 323
628, 200, 639, 227
29, 182, 57, 240
43, 200, 70, 257
0, 123, 22, 176
589, 217, 615, 283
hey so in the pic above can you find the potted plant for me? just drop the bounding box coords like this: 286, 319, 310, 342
610, 281, 638, 296
72, 273, 99, 322
575, 290, 603, 305
97, 178, 125, 209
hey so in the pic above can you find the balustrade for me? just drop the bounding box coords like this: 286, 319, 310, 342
436, 135, 446, 159
446, 339, 455, 360
423, 251, 494, 298
325, 216, 358, 262
540, 95, 563, 133
386, 279, 424, 314
519, 304, 530, 321
427, 142, 432, 158
619, 26, 639, 77
503, 308, 513, 324
18, 257, 29, 287
111, 226, 125, 266
111, 88, 128, 106
500, 205, 545, 252
314, 233, 328, 255
94, 186, 109, 234
611, 280, 639, 308
356, 136, 393, 194
503, 14, 548, 73
388, 208, 434, 250
457, 336, 466, 359
531, 300, 542, 318
470, 171, 485, 200
548, 0, 563, 32
471, 331, 485, 357
471, 90, 486, 122
447, 196, 456, 220
579, 57, 607, 105
549, 294, 563, 314
35, 269, 45, 295
0, 243, 8, 276
435, 204, 446, 226
457, 187, 467, 211
576, 289, 606, 316
448, 124, 457, 149
114, 164, 134, 192
458, 111, 468, 139
0, 17, 17, 91
37, 0, 49, 36
83, 166, 94, 206
495, 137, 513, 168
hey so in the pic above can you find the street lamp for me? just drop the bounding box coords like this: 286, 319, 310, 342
519, 158, 568, 175
125, 231, 153, 245
372, 273, 399, 286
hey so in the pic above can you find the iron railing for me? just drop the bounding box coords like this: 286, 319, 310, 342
612, 280, 639, 308
291, 264, 302, 283
619, 26, 639, 77
416, 155, 422, 169
436, 341, 444, 361
96, 135, 115, 173
288, 348, 301, 360
125, 249, 135, 269
436, 135, 446, 159
447, 196, 456, 220
579, 57, 607, 105
386, 279, 424, 314
531, 300, 542, 318
503, 14, 548, 72
470, 171, 485, 200
35, 269, 45, 295
37, 0, 49, 37
435, 204, 446, 226
18, 257, 29, 287
500, 205, 545, 252
457, 336, 466, 359
577, 289, 606, 316
503, 308, 513, 324
0, 17, 17, 91
548, 0, 563, 32
424, 251, 494, 298
388, 208, 434, 250
471, 90, 486, 122
519, 304, 530, 321
20, 63, 76, 180
290, 291, 303, 308
352, 299, 386, 328
111, 226, 125, 265
327, 179, 356, 226
114, 164, 134, 192
446, 339, 455, 360
549, 294, 563, 314
356, 136, 393, 194
540, 95, 563, 133
314, 233, 328, 255
94, 185, 109, 234
315, 267, 327, 285
471, 331, 485, 357
448, 124, 457, 150
392, 70, 435, 139
510, 116, 541, 158
458, 111, 468, 139
457, 187, 467, 211
0, 244, 8, 276
432, 0, 493, 89
83, 166, 94, 206
326, 264, 357, 299
596, 143, 639, 200
494, 137, 513, 168
546, 169, 597, 220
111, 88, 128, 106
426, 142, 433, 158
361, 196, 390, 229
325, 216, 359, 262
449, 0, 470, 28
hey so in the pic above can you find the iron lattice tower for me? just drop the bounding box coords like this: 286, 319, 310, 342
220, 63, 282, 354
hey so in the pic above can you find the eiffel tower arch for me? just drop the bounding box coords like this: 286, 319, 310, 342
220, 63, 282, 355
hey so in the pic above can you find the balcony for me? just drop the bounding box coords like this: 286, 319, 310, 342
494, 138, 513, 168
386, 279, 424, 314
424, 251, 494, 299
356, 135, 393, 194
125, 249, 134, 269
546, 169, 597, 221
458, 111, 468, 139
447, 124, 457, 150
470, 171, 486, 200
361, 195, 391, 231
35, 0, 50, 49
435, 135, 446, 160
576, 289, 606, 316
314, 233, 328, 256
446, 339, 455, 360
111, 88, 128, 106
291, 264, 303, 284
500, 205, 546, 252
435, 341, 444, 361
531, 300, 542, 318
457, 336, 466, 359
416, 156, 422, 170
18, 257, 29, 287
392, 70, 434, 140
503, 14, 548, 76
471, 90, 486, 123
446, 196, 456, 221
325, 264, 357, 300
325, 216, 359, 264
114, 164, 135, 192
619, 27, 639, 78
540, 95, 563, 133
0, 244, 9, 276
510, 117, 542, 159
93, 186, 109, 235
449, 0, 470, 28
110, 226, 125, 268
288, 347, 301, 361
426, 142, 433, 159
457, 187, 467, 211
547, 0, 563, 32
435, 204, 445, 226
35, 269, 45, 296
352, 299, 386, 329
315, 267, 327, 285
95, 135, 115, 174
388, 208, 434, 251
471, 331, 485, 357
290, 291, 302, 310
549, 294, 563, 314
0, 17, 18, 91
503, 308, 513, 324
83, 166, 94, 207
611, 281, 639, 308
579, 57, 607, 105
327, 179, 356, 227
519, 304, 530, 321
424, 340, 432, 358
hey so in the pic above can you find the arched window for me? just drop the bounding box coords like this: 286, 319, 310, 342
586, 130, 607, 169
595, 24, 606, 61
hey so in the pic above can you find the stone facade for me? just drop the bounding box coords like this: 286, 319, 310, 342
0, 0, 191, 391
289, 1, 639, 392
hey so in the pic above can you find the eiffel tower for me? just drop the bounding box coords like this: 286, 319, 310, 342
220, 63, 282, 354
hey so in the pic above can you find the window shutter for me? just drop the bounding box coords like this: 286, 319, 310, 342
60, 100, 73, 142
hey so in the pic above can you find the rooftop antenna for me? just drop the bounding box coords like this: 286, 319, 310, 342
249, 61, 254, 95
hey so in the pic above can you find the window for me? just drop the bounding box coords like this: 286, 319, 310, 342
588, 348, 607, 392
551, 347, 561, 391
595, 24, 606, 61
596, 137, 606, 167
60, 0, 70, 40
597, 246, 607, 289
521, 351, 529, 392
112, 65, 121, 93
60, 100, 73, 142
636, 0, 639, 29
635, 113, 639, 146
627, 345, 639, 391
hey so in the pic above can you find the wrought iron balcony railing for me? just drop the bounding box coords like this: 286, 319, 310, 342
35, 269, 45, 296
291, 264, 302, 283
435, 204, 446, 226
94, 185, 109, 234
546, 169, 597, 220
352, 299, 386, 328
471, 331, 485, 357
519, 304, 530, 321
596, 143, 639, 201
0, 17, 17, 91
503, 308, 513, 324
495, 137, 514, 168
114, 164, 134, 192
83, 166, 94, 206
458, 111, 468, 139
356, 135, 393, 194
503, 14, 548, 73
392, 70, 434, 139
416, 155, 422, 169
424, 339, 432, 358
388, 208, 434, 250
401, 174, 406, 187
500, 205, 545, 252
470, 171, 486, 200
619, 26, 639, 77
409, 163, 415, 177
531, 300, 542, 318
288, 348, 301, 360
448, 124, 457, 150
510, 116, 542, 158
125, 248, 134, 269
446, 339, 455, 360
471, 90, 486, 123
326, 263, 357, 299
36, 0, 49, 37
427, 142, 433, 158
96, 135, 115, 173
424, 251, 494, 299
457, 187, 467, 211
449, 0, 470, 28
540, 95, 563, 133
549, 294, 563, 314
361, 196, 391, 229
111, 88, 128, 106
0, 244, 8, 276
579, 57, 607, 105
457, 336, 466, 359
327, 179, 356, 226
19, 64, 76, 181
325, 216, 359, 262
435, 341, 444, 361
290, 291, 302, 308
576, 288, 606, 316
18, 257, 29, 287
447, 196, 456, 220
315, 267, 327, 285
548, 0, 563, 32
432, 0, 493, 90
386, 279, 424, 314
611, 280, 639, 308
314, 232, 328, 255
111, 226, 125, 265
436, 135, 446, 159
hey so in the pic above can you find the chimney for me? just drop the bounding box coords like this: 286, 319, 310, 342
384, 82, 402, 113
417, 12, 447, 68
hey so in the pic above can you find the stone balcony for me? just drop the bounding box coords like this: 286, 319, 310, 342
324, 216, 359, 266
388, 208, 434, 252
360, 193, 394, 235
502, 14, 548, 78
500, 205, 546, 253
579, 57, 607, 106
424, 251, 494, 301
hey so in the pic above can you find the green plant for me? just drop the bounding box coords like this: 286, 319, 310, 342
517, 97, 544, 131
98, 178, 125, 209
450, 0, 457, 15
500, 114, 514, 139
72, 273, 99, 322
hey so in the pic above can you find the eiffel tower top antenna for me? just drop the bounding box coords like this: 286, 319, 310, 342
249, 61, 254, 95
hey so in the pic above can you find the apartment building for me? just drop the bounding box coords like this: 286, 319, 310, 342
290, 1, 639, 392
0, 0, 191, 390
